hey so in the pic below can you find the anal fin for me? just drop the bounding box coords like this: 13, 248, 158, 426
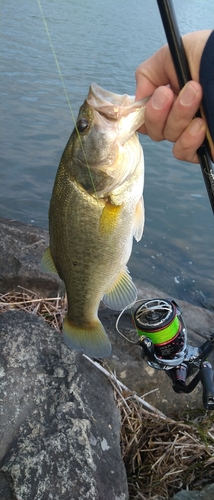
102, 267, 137, 311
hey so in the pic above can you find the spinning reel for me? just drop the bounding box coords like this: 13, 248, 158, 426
117, 298, 214, 410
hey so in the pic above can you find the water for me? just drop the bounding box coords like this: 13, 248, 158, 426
0, 0, 214, 306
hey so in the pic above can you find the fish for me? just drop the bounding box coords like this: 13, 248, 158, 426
42, 83, 149, 358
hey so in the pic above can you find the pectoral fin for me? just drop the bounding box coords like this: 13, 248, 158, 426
102, 267, 137, 311
63, 316, 112, 358
133, 197, 144, 242
41, 246, 58, 275
99, 201, 123, 235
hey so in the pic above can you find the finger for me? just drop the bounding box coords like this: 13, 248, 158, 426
135, 31, 212, 101
138, 86, 174, 138
163, 81, 203, 142
135, 45, 180, 101
172, 118, 206, 163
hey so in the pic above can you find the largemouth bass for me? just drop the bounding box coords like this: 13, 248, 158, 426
42, 83, 148, 358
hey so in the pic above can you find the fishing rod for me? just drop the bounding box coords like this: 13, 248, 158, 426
156, 0, 214, 214
114, 2, 214, 412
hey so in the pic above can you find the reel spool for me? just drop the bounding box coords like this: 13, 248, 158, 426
134, 298, 187, 368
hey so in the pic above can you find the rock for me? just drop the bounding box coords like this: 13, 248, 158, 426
0, 470, 15, 500
173, 483, 214, 499
0, 310, 128, 500
0, 218, 60, 296
1, 218, 214, 499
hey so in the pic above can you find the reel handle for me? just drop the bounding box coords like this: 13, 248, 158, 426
200, 362, 214, 410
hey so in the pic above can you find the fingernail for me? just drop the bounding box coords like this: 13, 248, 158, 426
189, 119, 205, 136
152, 88, 169, 109
180, 83, 198, 106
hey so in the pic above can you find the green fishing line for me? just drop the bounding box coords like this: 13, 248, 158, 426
37, 0, 98, 198
137, 315, 180, 344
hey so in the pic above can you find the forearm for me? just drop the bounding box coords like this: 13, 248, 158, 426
199, 30, 214, 142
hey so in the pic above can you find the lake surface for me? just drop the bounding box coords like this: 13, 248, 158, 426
1, 0, 214, 306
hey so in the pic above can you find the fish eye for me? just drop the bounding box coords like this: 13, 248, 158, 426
76, 118, 89, 133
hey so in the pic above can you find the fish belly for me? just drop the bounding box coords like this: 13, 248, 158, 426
49, 175, 137, 322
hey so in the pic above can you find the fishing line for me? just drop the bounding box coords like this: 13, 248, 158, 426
115, 299, 146, 344
37, 0, 98, 199
37, 0, 74, 123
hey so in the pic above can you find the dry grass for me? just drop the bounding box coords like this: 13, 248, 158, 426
0, 286, 67, 332
116, 390, 214, 499
1, 287, 214, 499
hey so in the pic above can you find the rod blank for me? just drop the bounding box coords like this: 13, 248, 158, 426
157, 0, 214, 213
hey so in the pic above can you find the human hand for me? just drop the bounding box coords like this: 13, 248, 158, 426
135, 30, 213, 163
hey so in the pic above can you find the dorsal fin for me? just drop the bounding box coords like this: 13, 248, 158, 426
41, 246, 58, 275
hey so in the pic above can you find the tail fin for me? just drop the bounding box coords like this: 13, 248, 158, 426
63, 315, 112, 359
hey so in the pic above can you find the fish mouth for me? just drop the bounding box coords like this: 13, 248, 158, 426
87, 83, 150, 140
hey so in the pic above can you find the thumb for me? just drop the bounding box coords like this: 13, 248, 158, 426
135, 74, 157, 101
135, 45, 179, 101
